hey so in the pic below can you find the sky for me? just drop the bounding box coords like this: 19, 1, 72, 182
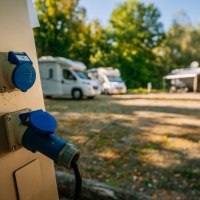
79, 0, 200, 31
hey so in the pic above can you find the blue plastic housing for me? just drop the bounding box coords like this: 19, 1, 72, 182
8, 51, 36, 92
19, 110, 57, 134
20, 110, 80, 169
20, 110, 65, 163
12, 63, 36, 92
8, 51, 32, 65
22, 127, 66, 162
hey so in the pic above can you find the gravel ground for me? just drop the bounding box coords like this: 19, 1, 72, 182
45, 93, 200, 200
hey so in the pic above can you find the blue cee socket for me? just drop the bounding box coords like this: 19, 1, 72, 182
8, 51, 36, 92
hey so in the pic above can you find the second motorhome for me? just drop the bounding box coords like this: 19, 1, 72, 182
38, 56, 100, 99
86, 67, 127, 94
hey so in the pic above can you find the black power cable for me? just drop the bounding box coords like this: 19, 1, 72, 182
71, 157, 82, 200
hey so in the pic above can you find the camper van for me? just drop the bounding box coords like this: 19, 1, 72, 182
38, 56, 100, 99
86, 67, 127, 94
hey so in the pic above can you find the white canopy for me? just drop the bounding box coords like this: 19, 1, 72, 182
163, 67, 200, 80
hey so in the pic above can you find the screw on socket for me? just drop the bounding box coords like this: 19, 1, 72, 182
3, 109, 31, 152
12, 146, 16, 151
6, 115, 12, 121
0, 86, 6, 93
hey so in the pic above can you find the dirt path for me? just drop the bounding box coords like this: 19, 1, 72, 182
45, 93, 200, 200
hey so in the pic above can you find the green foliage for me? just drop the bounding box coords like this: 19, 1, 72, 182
173, 168, 197, 179
128, 88, 160, 93
107, 0, 165, 88
163, 11, 200, 71
194, 182, 200, 190
34, 0, 86, 58
85, 167, 96, 173
34, 0, 110, 67
105, 179, 119, 187
85, 20, 112, 67
35, 0, 188, 89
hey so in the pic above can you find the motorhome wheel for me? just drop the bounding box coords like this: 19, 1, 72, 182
72, 89, 83, 100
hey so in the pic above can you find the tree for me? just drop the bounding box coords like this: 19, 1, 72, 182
67, 19, 110, 67
34, 0, 166, 88
86, 20, 113, 67
34, 0, 85, 58
34, 0, 109, 67
106, 0, 165, 88
163, 11, 200, 71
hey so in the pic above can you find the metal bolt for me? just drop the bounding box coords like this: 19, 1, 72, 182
12, 146, 16, 151
6, 115, 12, 121
1, 86, 6, 93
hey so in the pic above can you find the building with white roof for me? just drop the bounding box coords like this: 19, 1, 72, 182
163, 62, 200, 92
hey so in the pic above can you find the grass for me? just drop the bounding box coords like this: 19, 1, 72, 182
172, 168, 198, 179
45, 93, 200, 199
127, 87, 162, 93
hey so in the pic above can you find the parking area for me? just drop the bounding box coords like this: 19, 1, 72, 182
45, 93, 200, 200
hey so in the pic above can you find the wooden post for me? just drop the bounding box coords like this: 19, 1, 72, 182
0, 1, 59, 199
147, 82, 152, 93
162, 78, 166, 91
193, 76, 198, 92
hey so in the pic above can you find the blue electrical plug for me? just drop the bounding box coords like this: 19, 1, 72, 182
19, 110, 80, 169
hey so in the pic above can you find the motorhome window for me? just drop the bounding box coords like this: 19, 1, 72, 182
63, 69, 75, 80
49, 69, 53, 78
74, 71, 90, 80
107, 76, 123, 82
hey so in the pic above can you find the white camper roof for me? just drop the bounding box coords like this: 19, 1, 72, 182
163, 67, 200, 80
87, 67, 121, 77
38, 56, 86, 71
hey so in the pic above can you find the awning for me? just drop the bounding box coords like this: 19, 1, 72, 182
163, 73, 199, 80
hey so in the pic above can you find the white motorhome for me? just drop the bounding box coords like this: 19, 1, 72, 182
38, 56, 101, 99
86, 67, 127, 94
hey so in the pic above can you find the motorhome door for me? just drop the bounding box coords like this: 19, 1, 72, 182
62, 69, 76, 96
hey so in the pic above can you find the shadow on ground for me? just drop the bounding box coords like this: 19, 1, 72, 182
45, 94, 200, 200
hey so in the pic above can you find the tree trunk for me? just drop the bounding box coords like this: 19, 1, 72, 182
56, 170, 156, 200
